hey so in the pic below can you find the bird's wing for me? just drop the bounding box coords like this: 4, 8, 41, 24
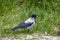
12, 22, 33, 31
17, 22, 33, 28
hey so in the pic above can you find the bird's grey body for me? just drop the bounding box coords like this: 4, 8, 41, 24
12, 14, 37, 31
25, 18, 35, 29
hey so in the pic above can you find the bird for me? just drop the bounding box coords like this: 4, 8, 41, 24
11, 14, 37, 32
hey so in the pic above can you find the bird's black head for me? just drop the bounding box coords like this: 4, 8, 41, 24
31, 14, 37, 18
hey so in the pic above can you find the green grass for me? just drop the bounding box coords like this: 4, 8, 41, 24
0, 0, 60, 37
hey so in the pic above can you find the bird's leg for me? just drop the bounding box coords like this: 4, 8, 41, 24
27, 29, 29, 33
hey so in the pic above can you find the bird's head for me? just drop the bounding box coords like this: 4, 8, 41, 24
31, 14, 37, 18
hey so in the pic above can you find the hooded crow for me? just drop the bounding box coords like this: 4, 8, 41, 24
12, 14, 37, 31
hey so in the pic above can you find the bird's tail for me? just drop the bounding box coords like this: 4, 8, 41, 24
11, 26, 19, 31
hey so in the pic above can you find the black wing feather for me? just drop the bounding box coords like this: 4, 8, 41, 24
12, 22, 33, 31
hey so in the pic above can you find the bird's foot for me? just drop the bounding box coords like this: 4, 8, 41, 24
27, 29, 30, 33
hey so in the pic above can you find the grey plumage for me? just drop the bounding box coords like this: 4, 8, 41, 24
12, 14, 37, 31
